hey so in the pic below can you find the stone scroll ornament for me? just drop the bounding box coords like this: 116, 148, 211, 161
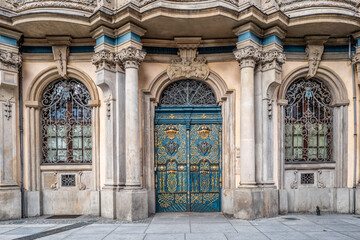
167, 48, 210, 81
305, 45, 324, 79
233, 46, 262, 68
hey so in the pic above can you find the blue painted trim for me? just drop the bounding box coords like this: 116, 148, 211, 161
357, 39, 360, 47
263, 35, 282, 46
143, 47, 178, 55
22, 46, 52, 53
115, 32, 141, 45
283, 45, 306, 53
324, 45, 356, 52
70, 46, 95, 53
238, 31, 262, 45
0, 35, 17, 46
96, 35, 115, 46
198, 46, 235, 54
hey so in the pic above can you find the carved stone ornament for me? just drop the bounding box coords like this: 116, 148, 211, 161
92, 50, 117, 71
353, 53, 360, 73
290, 170, 298, 189
278, 0, 358, 13
139, 0, 238, 6
5, 0, 97, 12
118, 47, 146, 69
167, 47, 210, 81
0, 50, 21, 71
305, 45, 324, 79
234, 46, 262, 69
52, 46, 69, 79
317, 170, 326, 188
50, 172, 58, 191
261, 49, 286, 71
78, 171, 86, 191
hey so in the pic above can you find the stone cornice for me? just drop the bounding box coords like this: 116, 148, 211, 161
234, 46, 262, 69
118, 47, 146, 69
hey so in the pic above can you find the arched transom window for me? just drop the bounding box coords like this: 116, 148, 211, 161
159, 79, 217, 106
41, 79, 92, 164
284, 78, 333, 163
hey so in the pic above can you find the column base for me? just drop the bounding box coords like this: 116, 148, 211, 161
25, 191, 41, 217
233, 188, 278, 219
0, 188, 21, 220
116, 188, 148, 221
101, 189, 116, 219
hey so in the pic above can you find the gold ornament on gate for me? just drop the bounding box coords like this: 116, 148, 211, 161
164, 125, 179, 140
198, 125, 211, 139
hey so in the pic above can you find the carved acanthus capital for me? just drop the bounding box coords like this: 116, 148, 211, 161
353, 53, 360, 72
0, 50, 21, 71
118, 47, 146, 69
261, 49, 286, 71
305, 45, 324, 79
92, 50, 117, 71
234, 46, 262, 69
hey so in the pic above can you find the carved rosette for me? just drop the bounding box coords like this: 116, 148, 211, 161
118, 47, 146, 69
92, 50, 117, 71
261, 49, 286, 71
234, 46, 262, 69
0, 50, 21, 71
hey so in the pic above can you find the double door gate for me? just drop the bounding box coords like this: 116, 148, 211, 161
155, 106, 222, 212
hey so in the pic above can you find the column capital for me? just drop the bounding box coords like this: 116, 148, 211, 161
92, 50, 118, 72
234, 46, 262, 69
0, 49, 21, 72
118, 47, 146, 69
261, 49, 286, 71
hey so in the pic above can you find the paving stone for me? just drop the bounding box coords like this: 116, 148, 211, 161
190, 214, 228, 223
186, 233, 227, 240
286, 224, 333, 232
322, 224, 360, 232
144, 233, 185, 240
252, 222, 293, 232
146, 223, 190, 234
190, 223, 236, 233
340, 231, 360, 239
103, 233, 146, 240
231, 223, 261, 233
263, 231, 312, 240
0, 226, 22, 234
112, 225, 148, 234
3, 226, 54, 235
225, 232, 270, 240
304, 231, 356, 240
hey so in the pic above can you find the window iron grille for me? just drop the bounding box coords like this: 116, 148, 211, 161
61, 174, 76, 187
41, 79, 92, 164
301, 173, 314, 184
284, 78, 333, 163
159, 79, 217, 106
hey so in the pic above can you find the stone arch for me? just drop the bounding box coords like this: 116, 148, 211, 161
278, 65, 349, 106
277, 64, 349, 190
26, 65, 99, 106
141, 69, 236, 215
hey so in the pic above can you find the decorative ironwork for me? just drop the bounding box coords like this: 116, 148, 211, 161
61, 174, 76, 187
301, 173, 314, 184
41, 79, 92, 164
198, 142, 212, 155
284, 78, 333, 163
159, 79, 217, 106
165, 141, 179, 155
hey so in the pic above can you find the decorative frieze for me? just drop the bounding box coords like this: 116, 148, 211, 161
92, 50, 117, 71
5, 0, 97, 12
234, 46, 262, 69
278, 0, 358, 13
118, 47, 146, 69
167, 56, 210, 81
261, 49, 286, 71
0, 50, 21, 71
139, 0, 239, 7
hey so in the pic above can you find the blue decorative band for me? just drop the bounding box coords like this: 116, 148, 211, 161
198, 46, 235, 54
96, 32, 141, 46
70, 46, 95, 53
284, 45, 356, 53
357, 39, 360, 47
143, 47, 178, 55
263, 35, 282, 46
283, 46, 306, 53
22, 46, 52, 53
0, 35, 17, 46
238, 31, 262, 45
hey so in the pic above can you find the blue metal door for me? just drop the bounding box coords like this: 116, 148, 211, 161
155, 106, 222, 212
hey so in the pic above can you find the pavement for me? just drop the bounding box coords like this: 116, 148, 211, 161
1, 212, 360, 239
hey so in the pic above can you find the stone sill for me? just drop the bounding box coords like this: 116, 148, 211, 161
285, 163, 336, 170
40, 164, 92, 172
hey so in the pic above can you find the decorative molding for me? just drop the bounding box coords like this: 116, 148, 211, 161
52, 46, 69, 79
0, 50, 21, 71
118, 47, 146, 69
267, 98, 273, 119
105, 97, 112, 120
233, 46, 262, 69
78, 171, 86, 190
353, 53, 360, 73
317, 170, 326, 188
261, 49, 286, 71
92, 50, 117, 71
139, 0, 239, 7
2, 96, 14, 120
305, 37, 328, 79
5, 0, 97, 12
50, 172, 58, 191
290, 170, 298, 189
278, 0, 359, 13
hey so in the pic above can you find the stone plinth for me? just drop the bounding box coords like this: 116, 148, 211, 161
0, 189, 21, 219
116, 189, 148, 221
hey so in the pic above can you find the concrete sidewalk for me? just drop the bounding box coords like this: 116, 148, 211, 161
1, 213, 360, 239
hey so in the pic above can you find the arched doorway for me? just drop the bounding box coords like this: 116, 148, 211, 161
154, 79, 222, 212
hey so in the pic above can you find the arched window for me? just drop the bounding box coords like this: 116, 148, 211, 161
41, 79, 92, 164
284, 78, 333, 163
159, 79, 217, 106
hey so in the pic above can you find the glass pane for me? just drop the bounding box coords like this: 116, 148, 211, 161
73, 125, 82, 137
294, 148, 303, 159
293, 136, 303, 147
308, 148, 317, 159
47, 138, 57, 149
309, 136, 317, 147
84, 138, 92, 148
73, 137, 82, 148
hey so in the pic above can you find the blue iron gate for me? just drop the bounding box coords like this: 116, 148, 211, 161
155, 106, 222, 212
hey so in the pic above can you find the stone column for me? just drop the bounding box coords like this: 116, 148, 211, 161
117, 47, 148, 221
0, 28, 22, 220
234, 46, 261, 186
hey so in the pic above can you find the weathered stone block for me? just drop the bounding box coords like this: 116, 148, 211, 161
279, 189, 288, 214
263, 188, 278, 217
0, 190, 21, 220
233, 188, 264, 219
101, 189, 116, 219
116, 189, 148, 221
336, 188, 350, 213
26, 191, 41, 217
222, 189, 234, 215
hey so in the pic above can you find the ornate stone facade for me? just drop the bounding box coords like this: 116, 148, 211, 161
118, 47, 146, 69
234, 46, 262, 68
